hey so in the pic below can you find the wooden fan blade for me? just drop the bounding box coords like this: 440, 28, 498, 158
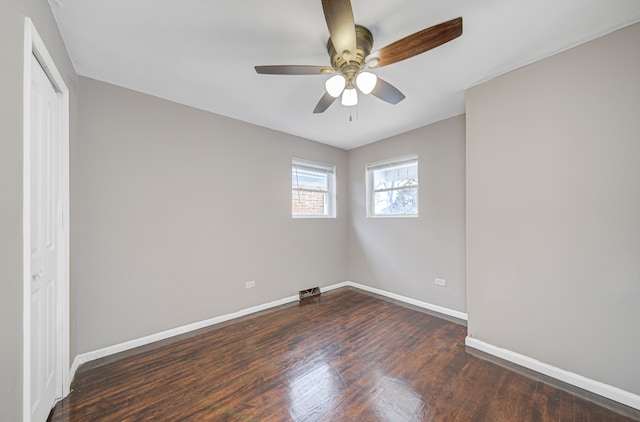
322, 0, 357, 60
371, 78, 405, 105
375, 17, 462, 68
255, 65, 332, 75
313, 92, 338, 113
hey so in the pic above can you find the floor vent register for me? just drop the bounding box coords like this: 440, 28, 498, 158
299, 287, 321, 301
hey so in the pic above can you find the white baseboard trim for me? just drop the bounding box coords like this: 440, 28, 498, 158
69, 355, 82, 386
322, 281, 351, 292
465, 336, 640, 411
69, 281, 465, 386
336, 281, 468, 321
73, 293, 299, 371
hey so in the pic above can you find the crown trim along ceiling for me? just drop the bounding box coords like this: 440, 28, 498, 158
49, 0, 640, 149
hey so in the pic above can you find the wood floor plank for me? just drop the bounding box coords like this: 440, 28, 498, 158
50, 288, 639, 421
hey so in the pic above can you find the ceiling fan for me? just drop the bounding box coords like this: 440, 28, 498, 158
255, 0, 462, 113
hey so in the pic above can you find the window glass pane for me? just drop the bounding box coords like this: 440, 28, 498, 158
292, 158, 335, 218
292, 190, 328, 215
373, 188, 418, 215
367, 155, 418, 217
372, 164, 418, 190
292, 168, 328, 191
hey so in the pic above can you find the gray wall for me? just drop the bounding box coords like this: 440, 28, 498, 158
347, 115, 467, 313
0, 1, 77, 421
466, 23, 640, 394
75, 77, 348, 353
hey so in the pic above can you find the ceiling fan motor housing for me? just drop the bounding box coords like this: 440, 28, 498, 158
327, 25, 373, 87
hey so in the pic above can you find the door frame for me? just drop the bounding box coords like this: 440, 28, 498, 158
22, 17, 70, 421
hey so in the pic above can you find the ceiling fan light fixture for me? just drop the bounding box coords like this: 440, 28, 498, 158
325, 74, 346, 97
341, 88, 358, 106
356, 72, 378, 95
254, 3, 462, 114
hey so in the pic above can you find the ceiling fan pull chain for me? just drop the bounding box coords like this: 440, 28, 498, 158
348, 104, 360, 122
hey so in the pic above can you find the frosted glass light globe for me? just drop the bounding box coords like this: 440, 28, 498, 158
356, 72, 378, 95
325, 75, 346, 98
341, 88, 358, 106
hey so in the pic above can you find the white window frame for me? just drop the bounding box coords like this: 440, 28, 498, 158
366, 155, 419, 218
292, 158, 336, 218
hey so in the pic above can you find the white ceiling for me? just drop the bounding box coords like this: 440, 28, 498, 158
49, 0, 640, 150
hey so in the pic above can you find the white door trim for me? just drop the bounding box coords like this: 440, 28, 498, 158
22, 17, 70, 421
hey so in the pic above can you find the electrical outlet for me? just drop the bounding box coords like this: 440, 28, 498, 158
245, 280, 255, 289
435, 278, 447, 287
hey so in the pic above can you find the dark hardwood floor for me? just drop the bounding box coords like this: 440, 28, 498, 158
50, 288, 638, 421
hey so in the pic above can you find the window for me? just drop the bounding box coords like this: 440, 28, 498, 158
367, 155, 418, 217
292, 158, 336, 218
